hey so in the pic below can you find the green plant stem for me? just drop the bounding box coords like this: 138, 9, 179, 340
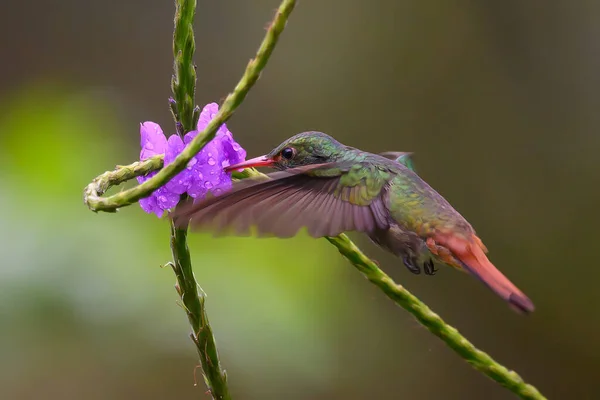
83, 0, 297, 213
83, 156, 163, 210
325, 235, 546, 400
85, 158, 546, 400
171, 0, 197, 132
169, 220, 230, 400
81, 155, 259, 206
169, 1, 231, 398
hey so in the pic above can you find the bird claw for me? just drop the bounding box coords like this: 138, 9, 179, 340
423, 259, 437, 276
403, 256, 421, 275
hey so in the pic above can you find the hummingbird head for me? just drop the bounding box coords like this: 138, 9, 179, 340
225, 131, 345, 172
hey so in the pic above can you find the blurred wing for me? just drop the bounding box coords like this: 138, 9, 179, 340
172, 163, 390, 238
379, 151, 416, 172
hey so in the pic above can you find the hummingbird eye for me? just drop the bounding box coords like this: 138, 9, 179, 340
281, 147, 295, 160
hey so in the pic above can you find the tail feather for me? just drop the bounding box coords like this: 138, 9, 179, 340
434, 233, 535, 314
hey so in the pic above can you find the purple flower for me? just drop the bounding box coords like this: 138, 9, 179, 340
137, 103, 246, 217
183, 103, 246, 199
164, 134, 190, 195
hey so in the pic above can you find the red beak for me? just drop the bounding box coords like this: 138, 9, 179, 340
224, 155, 274, 172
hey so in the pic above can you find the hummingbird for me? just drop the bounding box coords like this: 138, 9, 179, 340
173, 131, 534, 313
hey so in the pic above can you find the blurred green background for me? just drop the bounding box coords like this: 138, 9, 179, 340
1, 1, 598, 399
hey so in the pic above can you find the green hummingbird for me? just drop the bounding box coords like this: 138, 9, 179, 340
173, 131, 534, 313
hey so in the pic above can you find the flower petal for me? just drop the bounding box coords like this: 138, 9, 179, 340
139, 196, 161, 217
140, 122, 167, 160
186, 165, 208, 198
221, 135, 247, 168
186, 139, 221, 198
210, 168, 233, 197
197, 103, 219, 130
165, 134, 192, 194
155, 186, 181, 210
183, 129, 197, 145
136, 172, 162, 216
137, 170, 155, 185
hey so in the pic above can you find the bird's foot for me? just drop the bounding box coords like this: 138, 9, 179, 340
423, 259, 438, 276
403, 256, 421, 275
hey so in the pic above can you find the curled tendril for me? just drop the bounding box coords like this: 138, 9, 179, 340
83, 155, 164, 213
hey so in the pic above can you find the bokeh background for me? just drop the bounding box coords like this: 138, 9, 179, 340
1, 1, 599, 399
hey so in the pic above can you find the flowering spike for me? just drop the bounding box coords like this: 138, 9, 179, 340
137, 104, 246, 217
171, 0, 197, 132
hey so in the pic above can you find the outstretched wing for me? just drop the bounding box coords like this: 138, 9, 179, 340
172, 162, 391, 238
379, 152, 416, 172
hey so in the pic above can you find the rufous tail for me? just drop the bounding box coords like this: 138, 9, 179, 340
434, 233, 535, 314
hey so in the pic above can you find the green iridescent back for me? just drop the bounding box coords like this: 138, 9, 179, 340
268, 131, 473, 237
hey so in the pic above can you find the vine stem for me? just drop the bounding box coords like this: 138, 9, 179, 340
85, 159, 546, 400
325, 235, 546, 400
170, 0, 231, 396
169, 219, 231, 400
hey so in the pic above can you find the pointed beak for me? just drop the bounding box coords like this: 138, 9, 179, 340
224, 155, 274, 172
